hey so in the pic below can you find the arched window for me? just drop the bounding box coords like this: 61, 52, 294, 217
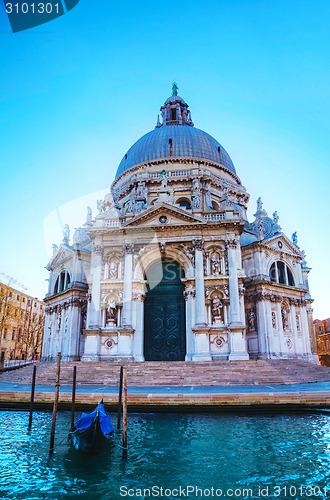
270, 261, 295, 286
177, 197, 191, 209
54, 271, 71, 294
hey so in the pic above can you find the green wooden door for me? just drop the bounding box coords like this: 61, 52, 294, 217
144, 259, 186, 361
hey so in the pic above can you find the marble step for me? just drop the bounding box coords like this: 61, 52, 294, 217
2, 359, 330, 387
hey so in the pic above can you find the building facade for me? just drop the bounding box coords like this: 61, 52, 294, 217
42, 88, 316, 363
0, 283, 45, 364
314, 318, 330, 366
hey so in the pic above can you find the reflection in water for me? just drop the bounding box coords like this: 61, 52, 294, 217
0, 411, 330, 499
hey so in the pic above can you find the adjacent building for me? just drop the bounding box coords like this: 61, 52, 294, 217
0, 282, 45, 364
314, 318, 330, 366
42, 86, 316, 363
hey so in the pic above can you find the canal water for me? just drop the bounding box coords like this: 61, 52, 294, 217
0, 410, 330, 499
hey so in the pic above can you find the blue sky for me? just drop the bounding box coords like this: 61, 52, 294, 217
0, 1, 329, 318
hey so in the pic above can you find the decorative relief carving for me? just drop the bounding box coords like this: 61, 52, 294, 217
286, 338, 293, 349
192, 239, 204, 251
184, 284, 195, 299
226, 238, 237, 249
247, 307, 257, 332
101, 337, 118, 350
93, 244, 103, 256
124, 243, 135, 255
272, 311, 276, 329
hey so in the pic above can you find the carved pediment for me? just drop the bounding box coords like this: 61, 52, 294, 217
262, 234, 304, 257
47, 245, 74, 270
122, 203, 205, 228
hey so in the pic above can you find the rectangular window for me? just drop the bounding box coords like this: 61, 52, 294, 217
3, 328, 7, 340
17, 295, 20, 301
28, 300, 31, 306
22, 297, 25, 303
12, 329, 15, 341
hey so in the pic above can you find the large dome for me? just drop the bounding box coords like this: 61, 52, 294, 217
115, 124, 236, 178
115, 89, 236, 179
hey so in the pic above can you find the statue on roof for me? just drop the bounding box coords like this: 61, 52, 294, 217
172, 82, 178, 96
256, 197, 263, 212
292, 231, 298, 246
63, 224, 70, 244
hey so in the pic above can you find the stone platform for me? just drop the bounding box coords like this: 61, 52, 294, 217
1, 360, 330, 411
2, 359, 330, 387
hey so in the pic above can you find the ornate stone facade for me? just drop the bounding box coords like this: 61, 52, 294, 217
42, 88, 316, 362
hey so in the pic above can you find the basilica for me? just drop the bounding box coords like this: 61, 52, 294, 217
42, 86, 316, 363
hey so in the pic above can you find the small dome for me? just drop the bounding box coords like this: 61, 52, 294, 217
164, 94, 185, 104
115, 125, 236, 178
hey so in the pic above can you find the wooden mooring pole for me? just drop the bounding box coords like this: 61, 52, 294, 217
122, 367, 127, 458
71, 365, 77, 431
49, 352, 61, 454
28, 365, 37, 429
117, 366, 124, 429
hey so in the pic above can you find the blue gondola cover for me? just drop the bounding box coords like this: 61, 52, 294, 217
74, 403, 114, 435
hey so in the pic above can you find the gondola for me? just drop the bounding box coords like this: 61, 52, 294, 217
69, 401, 114, 454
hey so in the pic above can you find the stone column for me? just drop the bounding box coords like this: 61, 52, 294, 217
276, 301, 286, 356
67, 301, 81, 361
185, 287, 195, 361
89, 243, 103, 328
265, 301, 274, 358
132, 293, 144, 361
192, 241, 210, 360
121, 244, 134, 327
194, 240, 207, 325
291, 304, 299, 356
300, 305, 313, 358
256, 300, 269, 358
227, 239, 241, 325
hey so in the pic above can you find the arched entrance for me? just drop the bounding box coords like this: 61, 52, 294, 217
144, 258, 186, 361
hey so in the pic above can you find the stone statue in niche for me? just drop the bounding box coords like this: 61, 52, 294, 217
204, 182, 213, 210
124, 198, 134, 215
108, 260, 118, 279
192, 194, 202, 210
57, 313, 62, 330
160, 170, 168, 189
281, 305, 289, 330
210, 252, 221, 275
136, 181, 146, 199
211, 295, 223, 323
296, 314, 300, 330
247, 309, 257, 331
106, 304, 117, 326
272, 312, 276, 329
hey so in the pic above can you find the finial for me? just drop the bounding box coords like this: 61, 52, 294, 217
172, 82, 178, 96
156, 114, 161, 128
